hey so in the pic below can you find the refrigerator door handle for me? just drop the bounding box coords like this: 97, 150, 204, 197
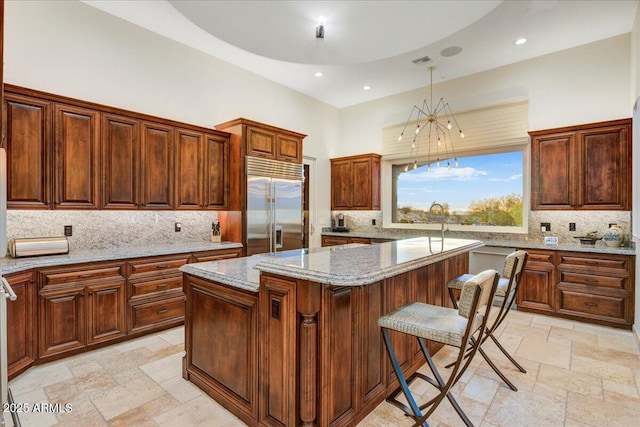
274, 225, 283, 249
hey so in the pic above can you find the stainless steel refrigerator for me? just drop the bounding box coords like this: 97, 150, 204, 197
245, 156, 303, 255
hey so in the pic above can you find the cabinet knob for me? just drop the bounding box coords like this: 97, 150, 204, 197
584, 302, 598, 307
80, 274, 93, 278
157, 264, 169, 269
157, 308, 168, 314
156, 283, 168, 289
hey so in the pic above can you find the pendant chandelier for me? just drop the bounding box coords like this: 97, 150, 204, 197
397, 66, 464, 172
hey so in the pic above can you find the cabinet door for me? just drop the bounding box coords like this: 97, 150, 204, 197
102, 113, 140, 209
321, 236, 350, 247
246, 126, 276, 159
4, 271, 37, 379
531, 133, 575, 209
276, 134, 302, 163
331, 159, 352, 209
39, 284, 86, 359
204, 134, 229, 209
351, 158, 373, 209
3, 94, 51, 208
175, 128, 203, 209
517, 250, 556, 313
579, 124, 630, 210
86, 280, 126, 345
140, 121, 174, 209
53, 104, 100, 209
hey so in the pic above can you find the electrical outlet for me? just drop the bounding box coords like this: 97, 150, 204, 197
64, 225, 73, 236
540, 222, 551, 232
569, 222, 576, 231
372, 219, 376, 226
175, 222, 182, 232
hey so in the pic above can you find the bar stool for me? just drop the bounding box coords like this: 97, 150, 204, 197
446, 250, 529, 391
378, 269, 499, 427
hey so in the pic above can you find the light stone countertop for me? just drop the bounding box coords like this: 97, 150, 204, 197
321, 231, 636, 256
0, 241, 243, 275
179, 244, 367, 292
255, 237, 484, 286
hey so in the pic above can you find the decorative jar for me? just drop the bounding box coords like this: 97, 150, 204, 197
603, 224, 624, 247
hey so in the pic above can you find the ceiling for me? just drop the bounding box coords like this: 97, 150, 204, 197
84, 0, 639, 109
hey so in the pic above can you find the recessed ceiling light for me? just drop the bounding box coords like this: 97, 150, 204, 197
514, 38, 527, 45
314, 71, 324, 77
363, 85, 372, 91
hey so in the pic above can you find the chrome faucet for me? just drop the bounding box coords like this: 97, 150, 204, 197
429, 202, 446, 241
428, 202, 445, 253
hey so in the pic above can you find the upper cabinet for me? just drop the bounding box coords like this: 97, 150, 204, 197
3, 93, 52, 209
3, 85, 230, 211
530, 118, 631, 210
216, 118, 305, 165
331, 153, 381, 210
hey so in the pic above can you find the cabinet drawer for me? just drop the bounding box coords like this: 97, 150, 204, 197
559, 255, 628, 271
558, 289, 626, 321
41, 265, 124, 287
130, 296, 185, 331
559, 272, 627, 290
129, 256, 189, 277
191, 249, 241, 263
130, 276, 183, 299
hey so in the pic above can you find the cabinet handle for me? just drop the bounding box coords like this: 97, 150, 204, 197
157, 264, 169, 269
584, 302, 598, 307
585, 261, 597, 265
156, 284, 168, 289
80, 274, 93, 278
585, 278, 598, 284
157, 308, 168, 314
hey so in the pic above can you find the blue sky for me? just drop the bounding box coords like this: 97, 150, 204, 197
396, 151, 523, 212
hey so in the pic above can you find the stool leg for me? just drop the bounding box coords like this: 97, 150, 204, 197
488, 333, 527, 373
448, 287, 459, 309
381, 328, 426, 425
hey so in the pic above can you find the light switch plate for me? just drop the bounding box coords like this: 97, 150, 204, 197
544, 236, 558, 246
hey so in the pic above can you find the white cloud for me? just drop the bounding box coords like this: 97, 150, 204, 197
488, 173, 523, 182
398, 166, 487, 182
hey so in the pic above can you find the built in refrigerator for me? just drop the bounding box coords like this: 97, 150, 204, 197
245, 156, 303, 256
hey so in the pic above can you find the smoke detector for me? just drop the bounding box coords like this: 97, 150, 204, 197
411, 55, 433, 66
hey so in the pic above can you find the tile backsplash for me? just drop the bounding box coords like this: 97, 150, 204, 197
6, 210, 219, 251
331, 210, 633, 245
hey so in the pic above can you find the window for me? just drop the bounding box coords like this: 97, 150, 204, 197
386, 148, 527, 232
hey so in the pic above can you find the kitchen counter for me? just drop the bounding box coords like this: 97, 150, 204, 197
0, 241, 243, 275
182, 237, 482, 427
321, 230, 636, 255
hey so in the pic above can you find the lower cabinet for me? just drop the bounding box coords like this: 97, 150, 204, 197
6, 246, 242, 379
517, 249, 634, 328
4, 271, 37, 378
38, 262, 127, 360
321, 235, 371, 246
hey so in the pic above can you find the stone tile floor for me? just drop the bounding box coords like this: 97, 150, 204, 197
5, 311, 640, 426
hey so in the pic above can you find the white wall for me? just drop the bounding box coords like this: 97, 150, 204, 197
4, 0, 340, 248
631, 4, 640, 343
338, 35, 631, 158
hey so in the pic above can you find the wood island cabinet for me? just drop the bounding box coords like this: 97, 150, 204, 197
4, 271, 37, 379
530, 119, 631, 210
331, 153, 381, 210
3, 84, 230, 211
517, 249, 557, 313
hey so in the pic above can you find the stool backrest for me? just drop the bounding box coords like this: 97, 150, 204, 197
502, 250, 529, 288
458, 269, 499, 319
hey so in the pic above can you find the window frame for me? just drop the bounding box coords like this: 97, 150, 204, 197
381, 143, 531, 234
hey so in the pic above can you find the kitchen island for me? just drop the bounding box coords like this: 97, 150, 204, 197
180, 237, 483, 427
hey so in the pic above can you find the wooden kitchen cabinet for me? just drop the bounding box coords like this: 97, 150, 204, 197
4, 84, 230, 211
38, 261, 127, 360
3, 92, 52, 209
517, 249, 557, 313
175, 129, 229, 210
331, 153, 381, 210
321, 235, 371, 246
4, 271, 37, 379
530, 118, 631, 210
53, 103, 100, 209
127, 253, 190, 334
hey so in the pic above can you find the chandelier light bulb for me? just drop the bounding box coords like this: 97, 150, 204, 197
447, 162, 452, 171
411, 141, 416, 149
415, 124, 420, 134
398, 132, 403, 142
455, 158, 459, 167
459, 130, 464, 138
413, 160, 417, 170
436, 159, 440, 168
427, 164, 431, 172
404, 164, 409, 172
447, 120, 452, 130
437, 137, 441, 146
